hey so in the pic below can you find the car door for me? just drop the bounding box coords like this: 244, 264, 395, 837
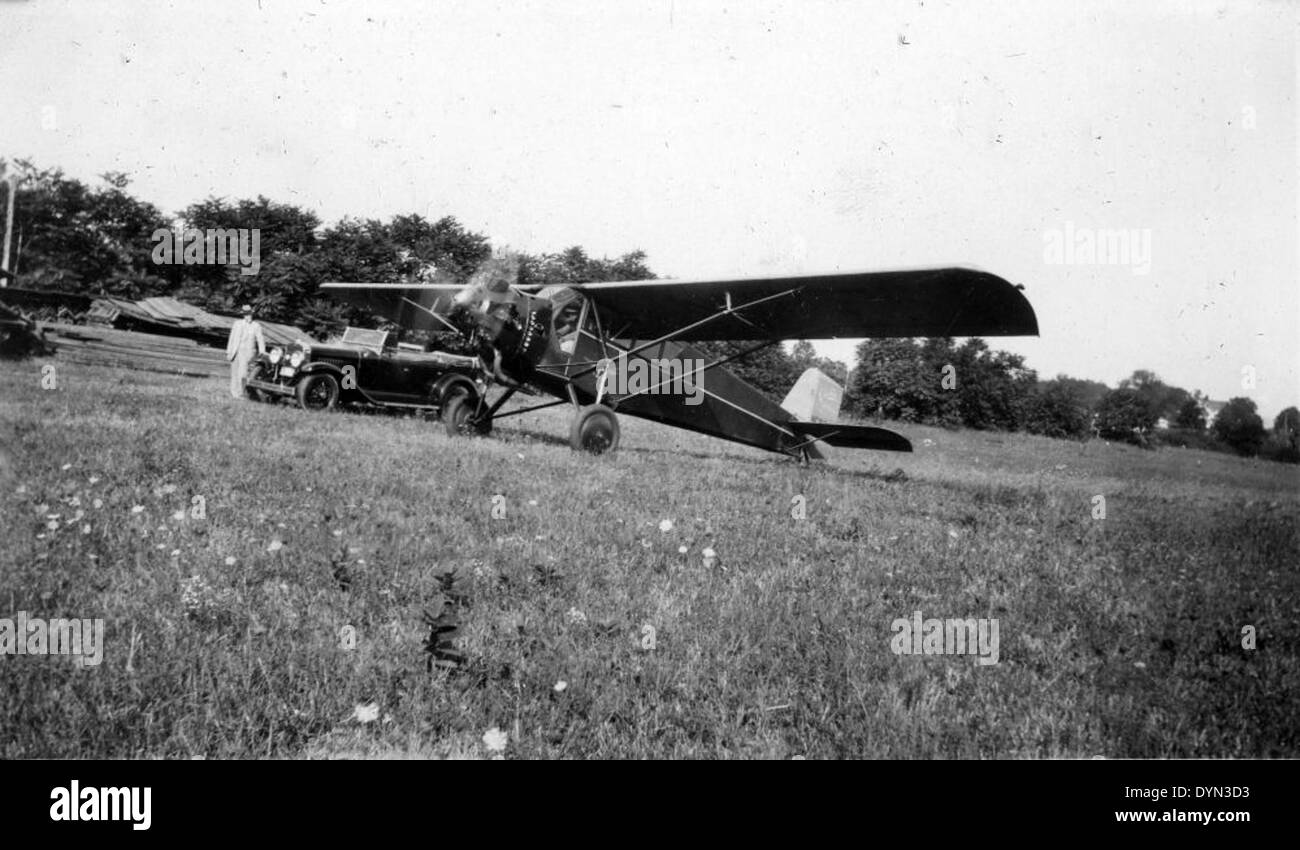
362, 350, 434, 404
348, 348, 380, 398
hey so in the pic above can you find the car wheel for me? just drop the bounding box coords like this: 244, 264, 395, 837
297, 373, 339, 411
442, 393, 490, 437
569, 404, 620, 454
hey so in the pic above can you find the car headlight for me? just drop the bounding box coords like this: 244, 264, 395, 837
268, 348, 283, 365
289, 350, 305, 368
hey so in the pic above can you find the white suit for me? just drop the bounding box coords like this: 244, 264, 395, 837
226, 316, 266, 398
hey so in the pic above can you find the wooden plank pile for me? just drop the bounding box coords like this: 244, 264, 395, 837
40, 323, 229, 378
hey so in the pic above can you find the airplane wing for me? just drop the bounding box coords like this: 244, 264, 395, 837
319, 282, 465, 333
571, 267, 1038, 341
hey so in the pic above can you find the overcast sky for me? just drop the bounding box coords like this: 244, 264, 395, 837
2, 0, 1295, 417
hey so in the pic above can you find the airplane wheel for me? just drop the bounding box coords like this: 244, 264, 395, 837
569, 404, 620, 454
442, 393, 491, 437
296, 373, 339, 411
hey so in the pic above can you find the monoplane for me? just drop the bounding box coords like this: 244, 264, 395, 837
322, 266, 1038, 460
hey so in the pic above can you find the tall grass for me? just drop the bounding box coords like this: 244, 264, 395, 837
2, 358, 1296, 758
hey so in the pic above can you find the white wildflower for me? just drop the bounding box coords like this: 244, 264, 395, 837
352, 702, 380, 724
482, 727, 508, 753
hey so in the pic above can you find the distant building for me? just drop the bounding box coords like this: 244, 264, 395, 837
1201, 400, 1228, 426
1156, 400, 1226, 431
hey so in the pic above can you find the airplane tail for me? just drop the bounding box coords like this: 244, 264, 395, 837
782, 367, 912, 453
780, 367, 844, 423
787, 421, 913, 452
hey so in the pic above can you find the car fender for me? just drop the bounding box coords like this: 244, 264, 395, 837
246, 352, 273, 375
299, 361, 347, 380
296, 361, 364, 397
432, 373, 481, 406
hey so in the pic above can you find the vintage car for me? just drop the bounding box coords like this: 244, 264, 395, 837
244, 326, 489, 422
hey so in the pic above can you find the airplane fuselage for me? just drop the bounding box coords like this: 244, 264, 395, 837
474, 285, 823, 457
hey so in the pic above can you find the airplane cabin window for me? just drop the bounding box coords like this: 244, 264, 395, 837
554, 302, 581, 337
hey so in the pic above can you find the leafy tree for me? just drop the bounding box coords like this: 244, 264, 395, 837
789, 340, 814, 365
847, 336, 1034, 430
1211, 397, 1267, 456
1174, 396, 1207, 431
183, 195, 320, 256
309, 214, 493, 334
1118, 369, 1191, 423
177, 196, 323, 298
237, 252, 331, 325
694, 340, 800, 400
316, 217, 402, 283
790, 339, 848, 385
518, 246, 654, 287
1095, 387, 1157, 443
1045, 374, 1110, 416
1274, 406, 1300, 445
4, 159, 170, 296
815, 358, 848, 385
918, 337, 962, 426
386, 213, 491, 282
848, 338, 934, 422
1261, 407, 1300, 464
948, 338, 1036, 431
1025, 379, 1091, 438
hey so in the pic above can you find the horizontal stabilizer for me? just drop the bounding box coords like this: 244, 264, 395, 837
790, 422, 913, 452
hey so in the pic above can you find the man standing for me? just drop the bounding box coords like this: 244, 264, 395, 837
226, 304, 266, 399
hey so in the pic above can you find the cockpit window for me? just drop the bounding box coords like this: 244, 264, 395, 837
554, 301, 581, 340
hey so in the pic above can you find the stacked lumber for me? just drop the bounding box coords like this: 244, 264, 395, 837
41, 323, 228, 378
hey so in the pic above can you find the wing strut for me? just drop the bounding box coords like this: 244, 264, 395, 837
564, 286, 801, 383
400, 296, 462, 334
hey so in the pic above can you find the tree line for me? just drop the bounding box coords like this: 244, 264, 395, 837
847, 338, 1298, 462
1, 159, 655, 340
3, 158, 1295, 462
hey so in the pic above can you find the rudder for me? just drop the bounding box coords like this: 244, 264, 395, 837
780, 367, 844, 423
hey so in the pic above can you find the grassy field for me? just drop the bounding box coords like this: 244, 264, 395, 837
2, 352, 1297, 758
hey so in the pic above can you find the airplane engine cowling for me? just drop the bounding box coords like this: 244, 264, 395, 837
470, 299, 552, 386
